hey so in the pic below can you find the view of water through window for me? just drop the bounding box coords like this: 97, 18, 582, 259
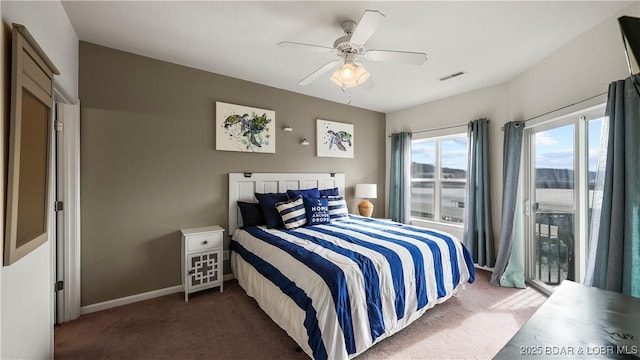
411, 136, 467, 223
533, 119, 603, 285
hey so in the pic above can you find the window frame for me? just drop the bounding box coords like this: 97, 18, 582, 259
523, 101, 607, 294
410, 132, 468, 226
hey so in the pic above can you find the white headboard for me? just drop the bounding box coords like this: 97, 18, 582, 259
228, 172, 345, 235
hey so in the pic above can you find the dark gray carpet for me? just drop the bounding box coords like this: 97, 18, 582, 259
55, 270, 546, 359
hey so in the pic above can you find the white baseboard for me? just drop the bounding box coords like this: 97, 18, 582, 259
80, 274, 237, 315
81, 285, 183, 315
475, 265, 494, 272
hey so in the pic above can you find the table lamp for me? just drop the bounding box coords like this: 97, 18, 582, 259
355, 183, 377, 217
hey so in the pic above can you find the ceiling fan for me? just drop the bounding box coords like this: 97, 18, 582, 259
278, 10, 428, 89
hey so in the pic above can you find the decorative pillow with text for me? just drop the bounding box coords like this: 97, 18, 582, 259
303, 197, 330, 226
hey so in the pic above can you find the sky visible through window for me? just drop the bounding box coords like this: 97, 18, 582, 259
536, 119, 603, 170
412, 120, 603, 172
412, 136, 467, 171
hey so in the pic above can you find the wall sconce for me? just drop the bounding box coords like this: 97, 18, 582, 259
283, 126, 293, 132
300, 139, 310, 146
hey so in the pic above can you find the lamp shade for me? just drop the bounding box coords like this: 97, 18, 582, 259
330, 61, 370, 89
355, 183, 377, 199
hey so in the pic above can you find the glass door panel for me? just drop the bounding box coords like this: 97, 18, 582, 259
587, 118, 604, 243
532, 124, 575, 285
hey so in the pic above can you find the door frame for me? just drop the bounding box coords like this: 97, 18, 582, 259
53, 79, 81, 323
522, 95, 607, 295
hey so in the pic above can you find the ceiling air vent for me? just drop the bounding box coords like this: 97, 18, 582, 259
439, 71, 466, 81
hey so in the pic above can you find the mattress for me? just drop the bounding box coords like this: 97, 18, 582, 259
230, 216, 475, 360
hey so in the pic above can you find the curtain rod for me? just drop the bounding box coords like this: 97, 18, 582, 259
501, 91, 608, 130
388, 121, 484, 137
388, 90, 607, 135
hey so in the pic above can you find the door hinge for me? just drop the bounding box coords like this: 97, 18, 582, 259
54, 201, 64, 212
55, 120, 64, 132
55, 281, 64, 292
525, 200, 530, 216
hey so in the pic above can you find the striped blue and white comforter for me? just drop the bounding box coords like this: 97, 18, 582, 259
230, 216, 475, 360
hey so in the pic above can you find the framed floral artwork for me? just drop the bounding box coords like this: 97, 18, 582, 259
216, 102, 275, 153
316, 119, 354, 158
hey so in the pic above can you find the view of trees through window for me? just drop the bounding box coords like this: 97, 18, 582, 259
411, 135, 468, 223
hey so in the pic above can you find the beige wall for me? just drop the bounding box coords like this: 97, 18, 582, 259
386, 3, 639, 254
79, 42, 386, 306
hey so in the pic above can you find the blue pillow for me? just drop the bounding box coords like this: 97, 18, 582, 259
327, 195, 350, 221
255, 192, 289, 228
303, 197, 330, 226
287, 187, 320, 200
237, 201, 265, 227
319, 187, 340, 197
275, 195, 307, 229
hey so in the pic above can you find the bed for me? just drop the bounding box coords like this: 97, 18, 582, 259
228, 173, 475, 360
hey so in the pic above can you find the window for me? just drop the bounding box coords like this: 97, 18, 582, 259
411, 134, 468, 224
525, 104, 606, 291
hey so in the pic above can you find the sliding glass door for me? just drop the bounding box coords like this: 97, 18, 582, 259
525, 105, 605, 291
530, 123, 575, 285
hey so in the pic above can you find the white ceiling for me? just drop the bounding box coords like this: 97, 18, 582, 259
62, 1, 632, 113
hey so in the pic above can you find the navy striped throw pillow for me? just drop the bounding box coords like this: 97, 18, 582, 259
275, 195, 307, 229
326, 195, 349, 221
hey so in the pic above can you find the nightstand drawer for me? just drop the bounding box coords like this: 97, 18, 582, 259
186, 232, 222, 252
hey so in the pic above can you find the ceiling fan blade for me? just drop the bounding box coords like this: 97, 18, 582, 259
298, 59, 342, 86
349, 10, 385, 45
365, 50, 427, 65
360, 76, 375, 90
277, 41, 335, 53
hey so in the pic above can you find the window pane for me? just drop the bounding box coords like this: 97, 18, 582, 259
587, 118, 604, 241
441, 182, 465, 223
411, 140, 435, 179
535, 125, 575, 207
441, 137, 468, 180
411, 182, 434, 219
533, 124, 575, 285
588, 118, 604, 205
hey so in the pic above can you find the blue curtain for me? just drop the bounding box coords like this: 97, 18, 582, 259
389, 132, 412, 224
464, 119, 495, 267
490, 121, 525, 287
584, 75, 640, 298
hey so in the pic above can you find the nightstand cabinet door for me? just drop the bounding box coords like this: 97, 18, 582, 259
186, 252, 220, 290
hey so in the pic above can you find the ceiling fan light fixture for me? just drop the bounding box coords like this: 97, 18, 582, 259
330, 61, 370, 89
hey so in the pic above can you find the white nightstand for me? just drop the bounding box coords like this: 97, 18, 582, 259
181, 225, 224, 301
